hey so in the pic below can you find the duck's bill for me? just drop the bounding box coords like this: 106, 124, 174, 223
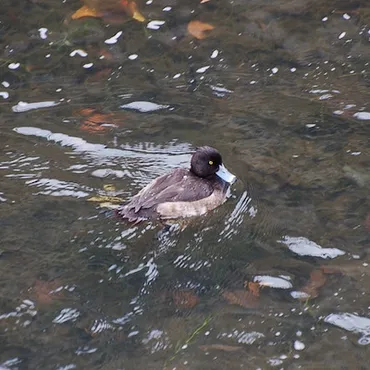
216, 164, 237, 184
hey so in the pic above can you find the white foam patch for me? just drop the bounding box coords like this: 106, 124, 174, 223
210, 50, 219, 59
69, 49, 88, 57
147, 20, 165, 30
120, 101, 170, 112
353, 112, 370, 120
279, 236, 345, 259
105, 31, 123, 44
325, 313, 370, 345
290, 291, 310, 300
12, 101, 60, 113
8, 63, 20, 70
210, 85, 233, 97
38, 27, 48, 39
253, 275, 293, 289
196, 65, 210, 73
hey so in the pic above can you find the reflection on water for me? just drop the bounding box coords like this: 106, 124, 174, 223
1, 0, 370, 368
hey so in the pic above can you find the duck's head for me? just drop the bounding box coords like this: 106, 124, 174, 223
190, 146, 236, 184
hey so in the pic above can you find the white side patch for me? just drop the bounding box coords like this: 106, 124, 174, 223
157, 190, 225, 219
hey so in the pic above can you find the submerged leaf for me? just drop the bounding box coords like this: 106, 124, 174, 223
31, 279, 65, 306
187, 20, 215, 40
88, 195, 123, 203
97, 202, 121, 209
320, 262, 369, 279
222, 290, 258, 308
103, 184, 116, 192
72, 1, 145, 23
77, 108, 122, 133
300, 269, 327, 299
125, 1, 146, 22
172, 290, 199, 309
247, 282, 261, 297
72, 5, 101, 20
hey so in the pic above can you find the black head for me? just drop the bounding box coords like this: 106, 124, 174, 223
190, 146, 223, 178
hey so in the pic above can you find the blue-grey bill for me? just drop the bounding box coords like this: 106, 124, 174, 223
216, 164, 237, 184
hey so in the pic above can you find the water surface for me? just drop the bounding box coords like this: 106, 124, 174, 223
1, 0, 370, 369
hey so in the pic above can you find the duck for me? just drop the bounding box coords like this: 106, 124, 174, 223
117, 146, 236, 222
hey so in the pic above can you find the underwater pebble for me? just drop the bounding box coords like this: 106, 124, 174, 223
272, 67, 278, 74
163, 6, 171, 11
322, 16, 328, 21
83, 63, 93, 69
290, 67, 296, 72
294, 340, 305, 350
128, 54, 138, 60
343, 13, 351, 20
2, 81, 10, 87
338, 32, 346, 39
173, 73, 181, 79
0, 92, 9, 99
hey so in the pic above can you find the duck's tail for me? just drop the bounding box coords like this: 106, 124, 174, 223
115, 206, 149, 224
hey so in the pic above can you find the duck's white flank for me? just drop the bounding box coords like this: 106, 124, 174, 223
157, 188, 225, 219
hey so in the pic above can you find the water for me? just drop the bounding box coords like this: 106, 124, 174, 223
1, 0, 370, 369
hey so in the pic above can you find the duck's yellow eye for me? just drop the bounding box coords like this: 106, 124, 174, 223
209, 160, 213, 165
